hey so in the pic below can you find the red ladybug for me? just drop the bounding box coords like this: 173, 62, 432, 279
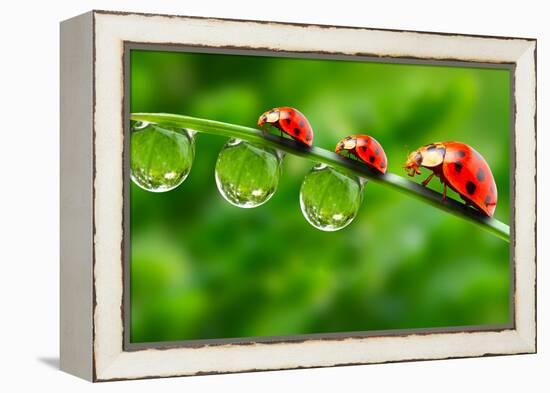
257, 107, 313, 146
335, 134, 388, 174
405, 141, 498, 216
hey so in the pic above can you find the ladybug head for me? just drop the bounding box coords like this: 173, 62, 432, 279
405, 150, 423, 177
257, 109, 280, 127
335, 136, 357, 154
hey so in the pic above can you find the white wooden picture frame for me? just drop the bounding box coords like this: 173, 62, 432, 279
60, 10, 536, 381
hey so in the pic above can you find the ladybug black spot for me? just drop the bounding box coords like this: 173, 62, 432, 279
293, 128, 301, 135
466, 181, 476, 195
306, 133, 312, 141
457, 150, 466, 158
285, 118, 292, 125
369, 155, 375, 163
476, 168, 486, 182
380, 161, 386, 169
361, 146, 367, 151
454, 162, 463, 173
299, 120, 305, 127
485, 195, 492, 205
375, 148, 380, 155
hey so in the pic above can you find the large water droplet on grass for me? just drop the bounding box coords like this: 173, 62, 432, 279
130, 122, 195, 192
300, 164, 364, 231
215, 139, 282, 208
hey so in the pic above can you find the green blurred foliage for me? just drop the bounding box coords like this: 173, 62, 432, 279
130, 50, 511, 343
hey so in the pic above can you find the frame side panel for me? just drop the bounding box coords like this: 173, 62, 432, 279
60, 11, 94, 381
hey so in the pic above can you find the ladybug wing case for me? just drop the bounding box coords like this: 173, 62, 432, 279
441, 142, 497, 216
276, 107, 313, 146
354, 135, 388, 174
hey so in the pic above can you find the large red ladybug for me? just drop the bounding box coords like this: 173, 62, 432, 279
335, 134, 388, 174
405, 141, 498, 216
257, 107, 313, 147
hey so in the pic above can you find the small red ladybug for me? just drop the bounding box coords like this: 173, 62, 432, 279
405, 141, 498, 216
335, 134, 388, 174
258, 107, 313, 147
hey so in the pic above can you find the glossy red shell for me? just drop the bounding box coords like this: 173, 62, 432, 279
415, 142, 498, 216
335, 134, 387, 174
440, 142, 497, 216
258, 107, 313, 146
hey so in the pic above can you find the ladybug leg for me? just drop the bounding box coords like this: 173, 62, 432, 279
421, 173, 435, 187
443, 183, 447, 203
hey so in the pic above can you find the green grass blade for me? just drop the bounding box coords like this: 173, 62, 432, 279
131, 112, 510, 242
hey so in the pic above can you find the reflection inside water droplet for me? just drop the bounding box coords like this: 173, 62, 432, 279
215, 139, 282, 208
300, 164, 365, 231
130, 122, 195, 192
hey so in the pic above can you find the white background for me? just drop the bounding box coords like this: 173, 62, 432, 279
0, 0, 546, 391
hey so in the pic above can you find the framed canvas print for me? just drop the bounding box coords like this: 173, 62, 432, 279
60, 10, 537, 381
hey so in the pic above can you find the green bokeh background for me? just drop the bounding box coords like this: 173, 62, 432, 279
130, 49, 511, 343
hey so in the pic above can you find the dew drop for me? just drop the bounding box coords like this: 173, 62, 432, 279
130, 122, 195, 192
300, 164, 364, 231
133, 120, 150, 130
215, 139, 282, 208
